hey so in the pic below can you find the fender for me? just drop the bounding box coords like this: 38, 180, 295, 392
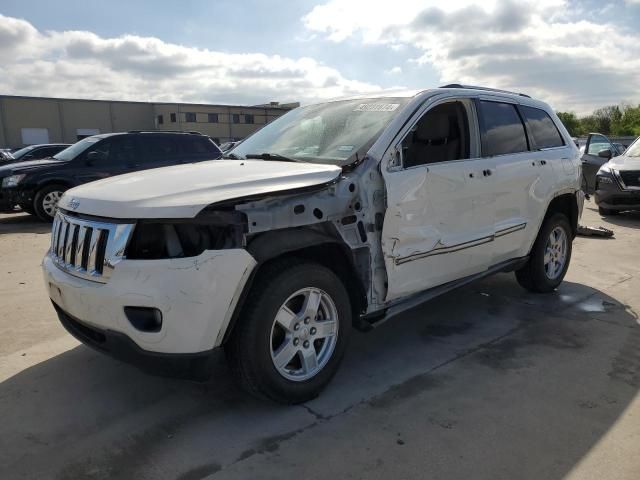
246, 226, 343, 263
221, 226, 364, 344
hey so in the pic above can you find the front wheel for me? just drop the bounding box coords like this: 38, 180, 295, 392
33, 184, 66, 222
516, 213, 573, 293
225, 260, 351, 404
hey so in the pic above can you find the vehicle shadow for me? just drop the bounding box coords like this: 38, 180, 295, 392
0, 213, 50, 235
598, 210, 640, 230
0, 276, 638, 480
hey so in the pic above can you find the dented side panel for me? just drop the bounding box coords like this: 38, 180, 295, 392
234, 154, 390, 313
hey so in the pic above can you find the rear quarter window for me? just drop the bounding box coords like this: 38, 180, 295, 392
520, 106, 565, 149
479, 101, 528, 156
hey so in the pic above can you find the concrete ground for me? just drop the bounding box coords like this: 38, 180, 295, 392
1, 200, 639, 480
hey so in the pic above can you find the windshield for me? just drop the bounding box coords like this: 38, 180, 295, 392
53, 136, 101, 161
231, 97, 410, 166
625, 137, 640, 157
11, 145, 35, 160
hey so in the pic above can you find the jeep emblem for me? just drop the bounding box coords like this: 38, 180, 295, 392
68, 198, 80, 210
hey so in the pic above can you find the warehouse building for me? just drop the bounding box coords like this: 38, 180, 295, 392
0, 95, 299, 148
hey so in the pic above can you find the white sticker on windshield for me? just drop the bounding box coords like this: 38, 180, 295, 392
353, 103, 400, 112
337, 145, 354, 152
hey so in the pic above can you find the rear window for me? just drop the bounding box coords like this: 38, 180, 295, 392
521, 106, 564, 149
480, 101, 528, 156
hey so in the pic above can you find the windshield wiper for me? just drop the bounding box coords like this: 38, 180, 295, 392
222, 152, 242, 160
245, 152, 299, 163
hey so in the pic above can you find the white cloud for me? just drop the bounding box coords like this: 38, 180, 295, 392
0, 14, 383, 105
304, 0, 640, 114
385, 66, 402, 75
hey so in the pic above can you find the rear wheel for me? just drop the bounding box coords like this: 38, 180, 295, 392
33, 184, 66, 222
598, 206, 619, 216
226, 260, 351, 404
516, 213, 572, 293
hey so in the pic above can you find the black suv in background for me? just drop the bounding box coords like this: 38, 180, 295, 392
4, 143, 72, 164
0, 131, 222, 221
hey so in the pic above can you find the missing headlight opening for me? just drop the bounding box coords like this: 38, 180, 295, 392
126, 210, 246, 259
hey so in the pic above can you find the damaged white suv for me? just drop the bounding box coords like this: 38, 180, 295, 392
43, 85, 583, 403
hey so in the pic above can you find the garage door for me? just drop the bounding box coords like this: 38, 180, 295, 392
21, 128, 50, 145
76, 128, 100, 140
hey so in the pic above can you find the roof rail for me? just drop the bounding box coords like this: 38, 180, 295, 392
439, 84, 531, 98
127, 130, 204, 135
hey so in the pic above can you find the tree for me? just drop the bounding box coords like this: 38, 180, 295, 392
556, 112, 581, 136
591, 105, 622, 135
611, 105, 640, 136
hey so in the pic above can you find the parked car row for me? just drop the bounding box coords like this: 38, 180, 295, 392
0, 131, 222, 221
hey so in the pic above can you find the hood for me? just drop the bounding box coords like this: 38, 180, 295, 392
606, 155, 640, 172
58, 160, 342, 219
0, 158, 64, 176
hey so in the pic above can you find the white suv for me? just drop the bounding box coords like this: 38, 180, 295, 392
42, 86, 583, 403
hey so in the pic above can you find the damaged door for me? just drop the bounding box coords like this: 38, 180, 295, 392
381, 98, 496, 301
581, 133, 617, 194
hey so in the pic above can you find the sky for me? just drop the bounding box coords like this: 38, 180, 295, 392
1, 0, 639, 115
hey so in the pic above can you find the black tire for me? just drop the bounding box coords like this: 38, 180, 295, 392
598, 206, 618, 216
516, 213, 573, 293
19, 204, 36, 216
225, 259, 352, 404
33, 184, 66, 222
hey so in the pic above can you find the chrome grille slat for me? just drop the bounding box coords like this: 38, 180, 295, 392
75, 226, 87, 270
87, 228, 100, 274
64, 223, 77, 265
48, 211, 134, 283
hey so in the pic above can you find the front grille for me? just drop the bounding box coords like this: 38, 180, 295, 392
618, 170, 640, 188
49, 211, 134, 283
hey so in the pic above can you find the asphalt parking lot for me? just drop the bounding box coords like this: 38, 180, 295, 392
1, 200, 639, 480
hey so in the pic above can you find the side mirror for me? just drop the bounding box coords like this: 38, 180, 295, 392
597, 149, 612, 160
86, 150, 107, 164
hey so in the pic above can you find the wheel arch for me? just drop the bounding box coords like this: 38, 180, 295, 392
221, 227, 367, 344
543, 191, 579, 238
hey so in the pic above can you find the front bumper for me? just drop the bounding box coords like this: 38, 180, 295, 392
595, 188, 640, 211
43, 249, 257, 355
52, 301, 216, 380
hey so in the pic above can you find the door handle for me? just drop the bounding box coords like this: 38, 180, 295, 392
482, 169, 492, 177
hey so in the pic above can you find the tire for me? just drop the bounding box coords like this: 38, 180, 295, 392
19, 204, 35, 216
225, 259, 352, 404
598, 206, 618, 216
33, 184, 66, 222
516, 213, 573, 293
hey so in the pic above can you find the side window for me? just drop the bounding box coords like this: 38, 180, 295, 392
142, 135, 179, 163
109, 137, 138, 164
179, 136, 221, 160
587, 134, 612, 155
520, 106, 564, 149
86, 138, 113, 162
402, 101, 470, 168
479, 101, 528, 156
37, 147, 57, 158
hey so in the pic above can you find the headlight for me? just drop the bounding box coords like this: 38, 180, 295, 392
1, 174, 26, 188
596, 176, 613, 184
